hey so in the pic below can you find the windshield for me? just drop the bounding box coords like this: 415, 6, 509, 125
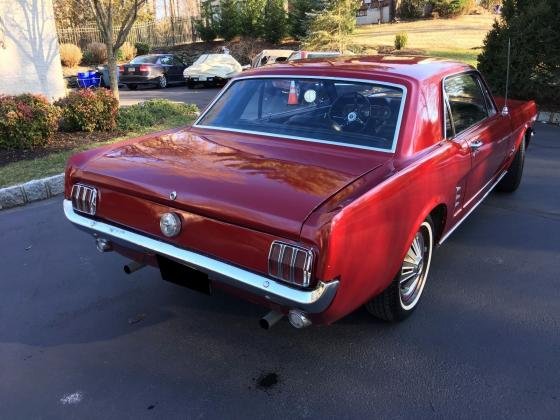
130, 55, 162, 64
196, 77, 405, 151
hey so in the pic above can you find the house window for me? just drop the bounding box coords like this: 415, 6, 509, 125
357, 8, 368, 16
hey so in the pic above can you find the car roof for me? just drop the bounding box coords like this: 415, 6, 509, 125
243, 55, 474, 83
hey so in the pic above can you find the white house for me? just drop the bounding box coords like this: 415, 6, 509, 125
356, 0, 394, 25
0, 0, 65, 100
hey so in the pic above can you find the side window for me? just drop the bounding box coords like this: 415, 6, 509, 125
479, 79, 497, 117
444, 73, 489, 134
159, 56, 172, 65
173, 57, 184, 66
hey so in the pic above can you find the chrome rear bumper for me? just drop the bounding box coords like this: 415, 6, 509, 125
63, 200, 338, 313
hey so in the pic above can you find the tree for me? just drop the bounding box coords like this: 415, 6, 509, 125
194, 0, 219, 42
288, 0, 324, 40
262, 0, 287, 43
239, 0, 266, 38
302, 0, 360, 53
218, 0, 240, 41
477, 0, 560, 109
78, 0, 149, 101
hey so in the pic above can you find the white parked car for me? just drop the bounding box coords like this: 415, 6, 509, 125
183, 54, 242, 88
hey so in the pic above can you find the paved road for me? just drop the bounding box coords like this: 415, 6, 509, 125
1, 124, 559, 419
119, 85, 221, 110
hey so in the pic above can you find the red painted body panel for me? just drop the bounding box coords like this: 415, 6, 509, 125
64, 56, 538, 325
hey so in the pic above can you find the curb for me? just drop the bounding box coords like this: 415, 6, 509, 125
537, 111, 560, 125
0, 174, 64, 211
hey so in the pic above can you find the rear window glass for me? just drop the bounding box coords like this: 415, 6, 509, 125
196, 77, 405, 151
130, 55, 161, 64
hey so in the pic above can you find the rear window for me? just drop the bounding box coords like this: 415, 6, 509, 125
130, 55, 161, 64
196, 77, 406, 152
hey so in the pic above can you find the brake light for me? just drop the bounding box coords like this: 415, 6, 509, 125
268, 241, 314, 287
118, 65, 124, 73
139, 64, 150, 72
71, 184, 97, 215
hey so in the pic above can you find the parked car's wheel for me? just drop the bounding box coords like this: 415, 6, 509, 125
126, 84, 138, 90
365, 216, 434, 322
158, 75, 167, 89
497, 138, 526, 192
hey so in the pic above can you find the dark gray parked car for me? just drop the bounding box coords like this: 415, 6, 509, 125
119, 54, 187, 90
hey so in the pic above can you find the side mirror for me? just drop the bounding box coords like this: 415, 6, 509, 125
501, 106, 509, 117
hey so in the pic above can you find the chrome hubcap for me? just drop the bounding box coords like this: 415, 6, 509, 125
399, 228, 429, 309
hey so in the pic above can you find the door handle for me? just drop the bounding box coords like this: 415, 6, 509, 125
470, 139, 483, 151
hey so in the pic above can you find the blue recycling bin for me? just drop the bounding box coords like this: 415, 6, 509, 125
77, 70, 101, 88
88, 70, 101, 88
77, 71, 90, 88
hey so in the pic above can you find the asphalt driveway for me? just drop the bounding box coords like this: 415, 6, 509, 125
0, 123, 558, 419
119, 85, 220, 110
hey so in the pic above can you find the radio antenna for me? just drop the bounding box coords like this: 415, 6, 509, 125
502, 37, 511, 116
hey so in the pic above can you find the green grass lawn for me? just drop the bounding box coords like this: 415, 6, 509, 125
352, 14, 495, 67
0, 115, 194, 189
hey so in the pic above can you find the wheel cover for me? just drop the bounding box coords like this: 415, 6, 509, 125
160, 76, 167, 87
399, 222, 433, 310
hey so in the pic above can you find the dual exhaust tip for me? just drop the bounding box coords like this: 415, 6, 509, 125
95, 237, 311, 329
259, 309, 312, 330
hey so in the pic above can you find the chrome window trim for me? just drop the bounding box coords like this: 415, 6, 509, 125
63, 200, 338, 313
442, 70, 494, 139
193, 75, 408, 154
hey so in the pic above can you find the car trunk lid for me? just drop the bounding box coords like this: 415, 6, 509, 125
78, 127, 391, 238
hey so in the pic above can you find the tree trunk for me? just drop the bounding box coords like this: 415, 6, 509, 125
107, 47, 119, 101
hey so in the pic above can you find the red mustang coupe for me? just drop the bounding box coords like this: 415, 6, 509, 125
64, 56, 537, 328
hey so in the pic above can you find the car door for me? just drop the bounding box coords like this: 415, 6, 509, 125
444, 72, 510, 207
171, 56, 186, 81
158, 55, 174, 80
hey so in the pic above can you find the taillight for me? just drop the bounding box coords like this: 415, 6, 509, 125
118, 65, 124, 73
71, 184, 97, 215
139, 64, 150, 72
268, 241, 314, 287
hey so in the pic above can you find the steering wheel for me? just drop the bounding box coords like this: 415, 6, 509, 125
329, 92, 371, 132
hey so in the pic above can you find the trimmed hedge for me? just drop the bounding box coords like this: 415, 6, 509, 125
0, 94, 61, 150
56, 89, 119, 132
117, 99, 199, 131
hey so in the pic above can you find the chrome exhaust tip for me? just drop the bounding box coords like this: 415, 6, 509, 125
288, 309, 312, 329
123, 261, 146, 274
259, 310, 284, 330
96, 238, 112, 253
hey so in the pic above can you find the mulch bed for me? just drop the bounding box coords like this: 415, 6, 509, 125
0, 131, 121, 166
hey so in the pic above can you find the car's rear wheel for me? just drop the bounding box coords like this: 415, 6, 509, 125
365, 216, 434, 322
158, 75, 167, 89
497, 138, 526, 192
126, 84, 137, 90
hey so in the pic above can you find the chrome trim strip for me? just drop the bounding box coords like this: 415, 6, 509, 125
63, 200, 338, 313
439, 171, 507, 245
193, 75, 407, 154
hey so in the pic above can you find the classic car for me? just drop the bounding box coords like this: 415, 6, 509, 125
183, 54, 242, 88
251, 49, 294, 67
64, 56, 537, 329
119, 54, 187, 90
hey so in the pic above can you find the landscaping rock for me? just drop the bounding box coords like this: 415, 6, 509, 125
0, 185, 25, 210
22, 180, 48, 202
45, 174, 65, 197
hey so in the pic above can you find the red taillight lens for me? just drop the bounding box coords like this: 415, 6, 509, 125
139, 64, 150, 72
268, 241, 314, 287
118, 65, 124, 73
